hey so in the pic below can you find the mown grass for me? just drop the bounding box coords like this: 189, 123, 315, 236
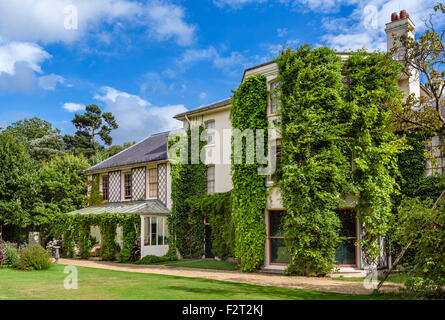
0, 264, 392, 300
160, 259, 239, 271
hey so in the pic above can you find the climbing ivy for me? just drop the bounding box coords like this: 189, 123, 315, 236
276, 47, 406, 275
188, 192, 234, 260
88, 174, 104, 206
118, 214, 141, 263
50, 213, 140, 263
277, 46, 349, 276
169, 126, 207, 258
344, 50, 406, 262
231, 74, 268, 272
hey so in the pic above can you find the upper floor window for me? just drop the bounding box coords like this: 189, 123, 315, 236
269, 139, 282, 182
205, 121, 216, 145
124, 173, 132, 200
270, 81, 282, 114
102, 175, 109, 201
207, 166, 215, 194
149, 168, 158, 198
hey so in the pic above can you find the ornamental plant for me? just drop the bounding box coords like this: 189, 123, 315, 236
13, 245, 53, 271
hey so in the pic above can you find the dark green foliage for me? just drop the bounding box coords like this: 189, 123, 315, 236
78, 215, 94, 259
0, 131, 40, 227
276, 46, 405, 275
277, 46, 348, 276
71, 104, 119, 152
135, 253, 178, 265
344, 50, 406, 261
118, 215, 141, 263
50, 213, 141, 262
88, 174, 104, 206
13, 245, 53, 271
169, 126, 207, 259
189, 192, 234, 260
4, 117, 60, 142
393, 197, 445, 297
99, 213, 119, 261
5, 246, 19, 265
38, 153, 90, 214
230, 74, 268, 272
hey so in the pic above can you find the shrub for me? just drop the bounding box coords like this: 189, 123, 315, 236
13, 245, 53, 271
135, 253, 178, 265
5, 246, 19, 265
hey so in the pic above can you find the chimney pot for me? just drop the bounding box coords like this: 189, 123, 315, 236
400, 10, 407, 19
391, 12, 399, 22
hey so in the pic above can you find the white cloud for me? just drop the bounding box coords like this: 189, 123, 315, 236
0, 40, 51, 92
177, 46, 246, 73
0, 40, 50, 75
94, 86, 186, 143
0, 0, 196, 46
38, 73, 65, 90
199, 92, 207, 100
321, 0, 443, 52
213, 0, 267, 8
63, 103, 84, 112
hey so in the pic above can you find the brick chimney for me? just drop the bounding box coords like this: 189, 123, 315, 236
385, 10, 420, 98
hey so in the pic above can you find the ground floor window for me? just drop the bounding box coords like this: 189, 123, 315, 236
335, 209, 358, 267
144, 216, 168, 246
268, 210, 290, 265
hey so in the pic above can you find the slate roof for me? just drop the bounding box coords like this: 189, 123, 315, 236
174, 98, 232, 119
84, 131, 169, 173
67, 200, 170, 216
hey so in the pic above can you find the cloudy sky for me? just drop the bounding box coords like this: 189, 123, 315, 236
0, 0, 443, 144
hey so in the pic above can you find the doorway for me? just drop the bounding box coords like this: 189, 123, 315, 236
335, 209, 358, 267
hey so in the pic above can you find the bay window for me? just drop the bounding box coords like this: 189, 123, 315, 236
144, 216, 168, 246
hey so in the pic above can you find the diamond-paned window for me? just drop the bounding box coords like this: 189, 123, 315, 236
132, 167, 146, 201
157, 164, 168, 205
108, 171, 121, 203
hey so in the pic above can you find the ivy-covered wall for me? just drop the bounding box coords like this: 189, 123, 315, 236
169, 126, 207, 259
231, 74, 269, 272
188, 191, 234, 260
277, 46, 349, 276
51, 212, 140, 262
276, 46, 406, 275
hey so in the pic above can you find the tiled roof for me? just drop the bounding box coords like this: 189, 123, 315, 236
84, 132, 169, 173
67, 200, 170, 216
174, 98, 232, 119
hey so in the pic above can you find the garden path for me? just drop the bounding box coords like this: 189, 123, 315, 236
58, 259, 402, 295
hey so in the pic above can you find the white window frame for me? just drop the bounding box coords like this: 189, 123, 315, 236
144, 216, 168, 246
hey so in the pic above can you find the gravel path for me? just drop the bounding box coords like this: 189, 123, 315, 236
58, 258, 402, 295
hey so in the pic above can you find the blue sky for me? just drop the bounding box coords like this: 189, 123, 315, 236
0, 0, 443, 144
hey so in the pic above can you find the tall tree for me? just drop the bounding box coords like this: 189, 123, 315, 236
3, 117, 64, 162
0, 132, 39, 227
72, 105, 118, 146
4, 117, 60, 142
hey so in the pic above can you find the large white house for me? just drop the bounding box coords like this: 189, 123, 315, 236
73, 11, 434, 272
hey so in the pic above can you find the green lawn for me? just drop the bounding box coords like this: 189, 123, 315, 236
160, 259, 239, 271
0, 264, 386, 300
335, 274, 410, 284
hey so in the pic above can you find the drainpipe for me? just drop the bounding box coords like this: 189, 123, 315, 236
185, 114, 191, 128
